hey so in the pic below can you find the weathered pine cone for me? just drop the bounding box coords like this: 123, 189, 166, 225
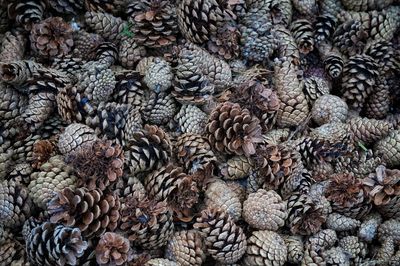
290, 19, 315, 54
142, 91, 177, 125
174, 104, 208, 135
284, 235, 304, 264
118, 36, 147, 69
332, 20, 368, 56
338, 236, 367, 259
0, 30, 27, 62
57, 123, 98, 155
84, 11, 126, 44
220, 155, 254, 180
95, 232, 131, 266
8, 1, 46, 30
349, 116, 393, 145
303, 76, 331, 106
143, 57, 173, 92
359, 212, 382, 242
311, 94, 348, 125
47, 0, 83, 15
341, 0, 393, 11
326, 212, 361, 232
374, 130, 400, 167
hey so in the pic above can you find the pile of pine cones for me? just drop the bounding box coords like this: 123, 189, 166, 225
1, 0, 400, 265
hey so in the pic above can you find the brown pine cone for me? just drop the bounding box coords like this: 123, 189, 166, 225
136, 56, 156, 75
374, 130, 400, 167
193, 207, 247, 264
204, 180, 242, 221
290, 19, 315, 54
0, 83, 28, 124
7, 1, 46, 30
207, 22, 240, 60
174, 104, 208, 135
0, 180, 32, 228
56, 86, 82, 124
29, 155, 77, 209
0, 30, 27, 62
284, 235, 304, 264
325, 173, 371, 219
363, 165, 400, 218
142, 91, 177, 125
243, 189, 287, 230
31, 139, 57, 169
112, 70, 145, 107
364, 77, 390, 119
244, 230, 288, 266
47, 0, 83, 15
220, 155, 254, 180
206, 101, 262, 156
127, 0, 179, 48
30, 17, 73, 60
48, 187, 120, 238
349, 116, 393, 145
72, 30, 103, 60
0, 60, 42, 87
333, 20, 368, 56
120, 193, 174, 249
317, 41, 344, 79
84, 11, 127, 44
118, 36, 147, 69
25, 222, 88, 266
311, 94, 348, 125
143, 57, 173, 92
57, 123, 98, 155
96, 232, 131, 266
22, 92, 56, 132
125, 124, 172, 174
281, 167, 312, 199
93, 41, 119, 67
165, 230, 206, 266
65, 140, 124, 191
303, 76, 331, 106
0, 239, 21, 265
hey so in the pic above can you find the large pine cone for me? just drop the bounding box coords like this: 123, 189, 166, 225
193, 207, 247, 264
311, 94, 348, 125
95, 232, 131, 266
57, 123, 98, 155
0, 180, 32, 228
206, 101, 262, 156
175, 104, 208, 135
48, 187, 120, 238
142, 91, 177, 125
7, 1, 46, 30
349, 116, 393, 145
0, 30, 27, 62
127, 0, 178, 48
30, 17, 74, 60
25, 222, 88, 266
84, 11, 126, 44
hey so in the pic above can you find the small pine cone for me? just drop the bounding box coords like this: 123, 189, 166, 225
193, 207, 247, 264
321, 247, 350, 265
206, 101, 262, 156
317, 41, 344, 79
125, 124, 172, 174
146, 258, 177, 266
341, 0, 393, 12
120, 194, 174, 249
244, 230, 287, 266
290, 19, 315, 54
0, 180, 32, 228
363, 165, 400, 217
287, 192, 328, 235
274, 57, 309, 127
243, 189, 287, 230
72, 30, 104, 60
325, 173, 371, 219
143, 58, 173, 92
128, 0, 179, 48
79, 63, 116, 105
165, 230, 206, 266
25, 222, 88, 266
284, 235, 304, 264
0, 30, 27, 62
48, 187, 121, 239
118, 37, 147, 69
314, 14, 337, 43
30, 139, 55, 169
358, 212, 382, 242
374, 130, 400, 167
205, 180, 242, 221
364, 77, 390, 119
47, 0, 83, 14
7, 1, 46, 30
142, 91, 177, 125
333, 20, 368, 56
349, 116, 393, 145
57, 123, 98, 155
175, 133, 216, 174
84, 11, 127, 44
28, 155, 77, 209
65, 140, 124, 191
281, 166, 312, 199
326, 213, 361, 232
378, 219, 400, 244
311, 94, 348, 125
22, 92, 56, 132
308, 229, 338, 252
95, 232, 130, 266
174, 104, 208, 135
339, 236, 367, 259
95, 42, 119, 67
220, 155, 254, 180
207, 22, 240, 60
302, 76, 331, 106
341, 54, 379, 112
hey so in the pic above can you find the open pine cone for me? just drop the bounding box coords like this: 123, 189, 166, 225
96, 232, 131, 266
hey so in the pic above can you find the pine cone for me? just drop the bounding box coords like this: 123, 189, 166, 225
22, 92, 57, 132
0, 30, 27, 62
65, 140, 124, 191
338, 236, 367, 259
207, 22, 240, 60
47, 0, 83, 15
374, 130, 400, 167
57, 123, 98, 155
204, 180, 242, 221
326, 213, 361, 232
112, 70, 145, 108
128, 0, 179, 47
349, 116, 393, 145
29, 155, 77, 209
333, 20, 368, 56
220, 155, 254, 180
48, 187, 120, 238
243, 189, 287, 230
358, 212, 382, 242
125, 124, 172, 174
165, 230, 206, 266
0, 180, 32, 228
0, 83, 28, 124
96, 232, 131, 266
84, 11, 127, 44
143, 58, 173, 92
25, 222, 88, 266
317, 41, 344, 79
30, 17, 74, 60
174, 104, 208, 135
7, 1, 46, 30
146, 258, 177, 266
364, 77, 390, 119
378, 219, 400, 244
325, 173, 371, 219
311, 94, 348, 125
284, 235, 304, 264
314, 14, 337, 43
244, 230, 288, 266
118, 36, 147, 69
281, 167, 312, 199
143, 91, 177, 125
193, 207, 247, 264
95, 41, 119, 67
321, 247, 351, 265
290, 19, 315, 54
206, 101, 262, 156
341, 0, 393, 11
302, 76, 331, 106
308, 228, 338, 252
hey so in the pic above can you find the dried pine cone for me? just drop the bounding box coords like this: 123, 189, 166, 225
0, 239, 22, 265
193, 207, 247, 264
142, 91, 177, 125
25, 222, 88, 266
31, 139, 56, 169
7, 1, 46, 30
374, 130, 400, 167
326, 212, 361, 232
315, 14, 337, 43
333, 20, 368, 56
47, 0, 83, 15
96, 232, 131, 266
321, 246, 350, 265
207, 22, 240, 60
206, 101, 262, 156
303, 76, 331, 106
143, 57, 173, 92
341, 0, 393, 11
338, 236, 367, 259
349, 116, 393, 145
84, 11, 126, 44
220, 155, 254, 180
317, 41, 344, 79
290, 19, 315, 54
311, 94, 348, 125
284, 235, 304, 264
244, 230, 288, 266
57, 123, 98, 155
364, 77, 390, 119
0, 30, 27, 62
174, 104, 208, 135
359, 212, 382, 242
29, 155, 77, 209
48, 187, 120, 238
118, 36, 147, 69
30, 17, 74, 60
146, 258, 177, 266
165, 230, 206, 266
243, 189, 287, 231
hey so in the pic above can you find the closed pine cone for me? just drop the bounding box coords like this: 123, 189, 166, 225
243, 189, 287, 231
349, 116, 393, 145
338, 236, 367, 259
118, 36, 147, 69
30, 17, 73, 60
57, 123, 98, 155
84, 11, 126, 44
326, 213, 361, 232
303, 76, 331, 106
358, 212, 382, 242
143, 57, 173, 92
28, 155, 77, 209
0, 238, 22, 265
311, 94, 348, 125
174, 104, 208, 135
142, 91, 177, 125
206, 101, 263, 156
290, 19, 315, 54
146, 258, 177, 266
95, 232, 131, 266
72, 30, 103, 60
284, 235, 304, 264
340, 0, 393, 11
193, 207, 247, 264
374, 130, 400, 167
244, 230, 288, 266
0, 30, 27, 62
207, 22, 240, 60
47, 0, 83, 15
48, 187, 121, 238
333, 20, 368, 56
165, 230, 206, 266
220, 155, 254, 180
